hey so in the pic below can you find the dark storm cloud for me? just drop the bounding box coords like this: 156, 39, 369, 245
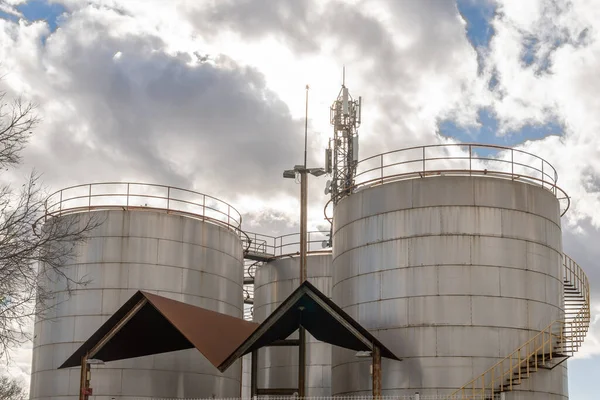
191, 0, 466, 84
17, 12, 306, 198
190, 0, 479, 157
196, 0, 319, 54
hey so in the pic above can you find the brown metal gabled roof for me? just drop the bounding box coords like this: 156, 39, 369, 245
59, 291, 258, 369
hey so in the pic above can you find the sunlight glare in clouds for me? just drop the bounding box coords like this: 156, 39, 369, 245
1, 0, 600, 395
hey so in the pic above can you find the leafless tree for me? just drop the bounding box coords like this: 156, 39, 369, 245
0, 87, 100, 360
0, 375, 26, 400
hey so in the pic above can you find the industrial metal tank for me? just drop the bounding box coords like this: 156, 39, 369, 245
330, 145, 571, 399
29, 183, 245, 400
241, 354, 251, 399
252, 232, 332, 396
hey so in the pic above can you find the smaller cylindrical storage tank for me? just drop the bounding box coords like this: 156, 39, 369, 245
241, 354, 251, 399
29, 183, 245, 400
253, 249, 332, 396
331, 145, 569, 399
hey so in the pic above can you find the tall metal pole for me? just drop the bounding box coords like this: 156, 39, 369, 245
304, 85, 309, 168
298, 170, 307, 397
298, 306, 306, 397
299, 171, 308, 282
298, 85, 309, 398
300, 84, 309, 282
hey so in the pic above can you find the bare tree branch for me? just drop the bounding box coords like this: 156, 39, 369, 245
0, 375, 26, 400
0, 85, 102, 360
0, 93, 38, 168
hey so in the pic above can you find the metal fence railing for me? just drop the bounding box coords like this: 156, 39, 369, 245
241, 231, 332, 321
143, 396, 492, 400
243, 231, 331, 258
330, 143, 570, 216
44, 182, 243, 233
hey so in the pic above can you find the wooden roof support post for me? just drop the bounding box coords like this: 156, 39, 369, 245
298, 326, 306, 397
251, 349, 258, 399
372, 344, 382, 399
79, 354, 90, 400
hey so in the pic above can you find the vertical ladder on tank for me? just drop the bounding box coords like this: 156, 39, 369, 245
448, 253, 590, 400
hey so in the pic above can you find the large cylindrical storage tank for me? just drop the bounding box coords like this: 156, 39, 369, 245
253, 251, 332, 396
29, 183, 245, 400
331, 150, 567, 399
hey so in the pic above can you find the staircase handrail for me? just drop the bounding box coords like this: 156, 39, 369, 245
449, 252, 590, 398
563, 253, 590, 311
448, 320, 559, 398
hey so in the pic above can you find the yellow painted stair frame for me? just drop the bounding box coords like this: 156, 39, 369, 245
449, 254, 591, 400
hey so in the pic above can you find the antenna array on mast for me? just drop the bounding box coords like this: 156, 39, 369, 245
325, 68, 362, 203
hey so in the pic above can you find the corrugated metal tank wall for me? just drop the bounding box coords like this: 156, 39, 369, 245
241, 354, 251, 399
29, 210, 244, 400
253, 253, 332, 396
331, 176, 567, 399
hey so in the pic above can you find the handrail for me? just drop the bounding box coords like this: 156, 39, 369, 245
44, 182, 243, 233
325, 143, 570, 221
449, 320, 564, 399
563, 253, 590, 316
242, 230, 331, 258
356, 143, 558, 184
241, 232, 332, 322
243, 305, 253, 321
449, 252, 590, 399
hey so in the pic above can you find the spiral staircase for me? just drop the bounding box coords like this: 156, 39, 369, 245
243, 259, 264, 320
240, 231, 331, 321
241, 233, 275, 321
449, 254, 591, 399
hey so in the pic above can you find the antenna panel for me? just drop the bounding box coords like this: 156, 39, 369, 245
358, 96, 362, 125
328, 71, 361, 203
342, 88, 349, 115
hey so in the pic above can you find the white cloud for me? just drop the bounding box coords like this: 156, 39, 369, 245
573, 302, 600, 360
0, 0, 26, 15
0, 3, 22, 17
1, 4, 315, 199
1, 0, 600, 393
480, 0, 600, 229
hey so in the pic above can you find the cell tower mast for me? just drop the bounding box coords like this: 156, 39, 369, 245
325, 67, 362, 203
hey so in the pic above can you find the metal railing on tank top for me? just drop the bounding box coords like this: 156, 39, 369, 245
44, 182, 243, 233
325, 143, 570, 223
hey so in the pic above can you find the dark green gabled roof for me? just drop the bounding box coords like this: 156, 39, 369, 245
218, 280, 401, 372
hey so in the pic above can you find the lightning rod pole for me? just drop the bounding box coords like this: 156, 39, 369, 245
297, 84, 310, 398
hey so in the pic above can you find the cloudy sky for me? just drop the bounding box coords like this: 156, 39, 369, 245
1, 0, 600, 398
